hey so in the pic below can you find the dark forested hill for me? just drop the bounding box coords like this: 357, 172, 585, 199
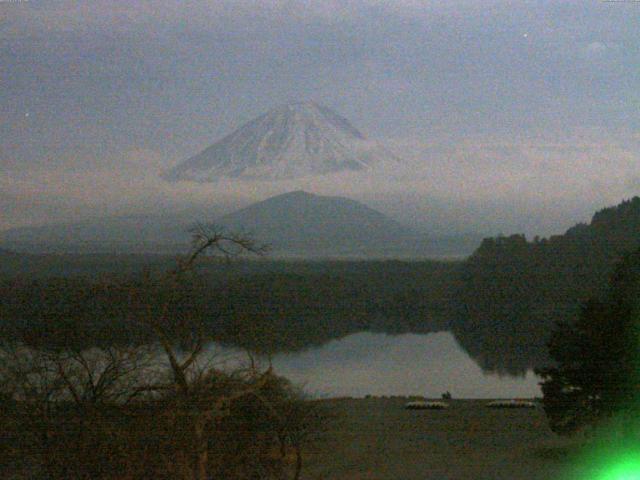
0, 259, 460, 353
452, 197, 640, 374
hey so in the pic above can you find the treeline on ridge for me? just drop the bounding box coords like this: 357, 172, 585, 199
0, 260, 459, 354
453, 196, 640, 374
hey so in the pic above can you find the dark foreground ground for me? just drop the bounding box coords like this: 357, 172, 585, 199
3, 397, 588, 479
304, 398, 583, 480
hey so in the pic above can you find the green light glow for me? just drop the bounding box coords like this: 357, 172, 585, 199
564, 426, 640, 480
597, 457, 640, 480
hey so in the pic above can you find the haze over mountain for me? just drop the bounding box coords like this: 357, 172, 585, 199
0, 214, 198, 254
0, 191, 480, 257
165, 102, 399, 181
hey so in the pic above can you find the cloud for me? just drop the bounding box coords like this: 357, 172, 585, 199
580, 41, 621, 61
586, 41, 608, 54
3, 131, 638, 237
1, 0, 637, 236
0, 0, 565, 38
0, 1, 398, 36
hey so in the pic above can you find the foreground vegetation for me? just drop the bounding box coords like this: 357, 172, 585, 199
0, 355, 321, 480
0, 229, 324, 480
538, 248, 640, 437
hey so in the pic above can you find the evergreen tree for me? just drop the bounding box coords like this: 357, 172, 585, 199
536, 249, 640, 435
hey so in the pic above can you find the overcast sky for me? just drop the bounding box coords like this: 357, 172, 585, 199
1, 0, 639, 235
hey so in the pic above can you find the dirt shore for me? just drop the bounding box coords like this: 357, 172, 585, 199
303, 397, 580, 480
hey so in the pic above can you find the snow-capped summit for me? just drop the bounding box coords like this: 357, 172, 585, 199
164, 101, 398, 181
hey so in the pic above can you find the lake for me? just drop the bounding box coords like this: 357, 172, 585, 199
212, 332, 541, 399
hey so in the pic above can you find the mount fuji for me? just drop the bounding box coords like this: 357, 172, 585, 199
164, 102, 399, 181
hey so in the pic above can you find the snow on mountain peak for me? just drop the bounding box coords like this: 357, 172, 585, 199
164, 102, 398, 181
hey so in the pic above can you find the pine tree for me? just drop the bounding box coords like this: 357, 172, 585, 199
536, 249, 640, 435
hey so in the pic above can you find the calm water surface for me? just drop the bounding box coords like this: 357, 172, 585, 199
213, 332, 541, 399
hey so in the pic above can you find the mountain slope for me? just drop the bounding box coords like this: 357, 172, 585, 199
215, 190, 433, 256
165, 102, 398, 181
0, 192, 479, 257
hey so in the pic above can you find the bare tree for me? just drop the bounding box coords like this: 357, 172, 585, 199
0, 340, 161, 479
1, 226, 319, 480
130, 225, 276, 480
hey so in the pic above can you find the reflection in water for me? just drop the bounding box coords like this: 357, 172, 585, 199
214, 332, 541, 399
